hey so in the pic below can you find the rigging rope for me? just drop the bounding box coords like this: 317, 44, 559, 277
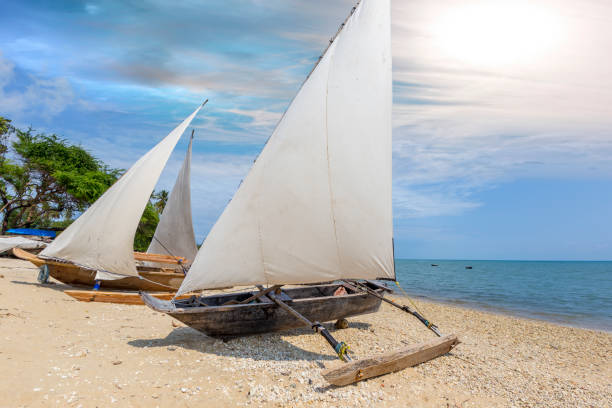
137, 224, 188, 274
395, 280, 426, 317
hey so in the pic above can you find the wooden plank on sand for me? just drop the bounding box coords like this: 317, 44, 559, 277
64, 290, 191, 305
321, 334, 459, 386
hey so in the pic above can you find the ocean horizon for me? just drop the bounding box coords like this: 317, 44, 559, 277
394, 259, 612, 332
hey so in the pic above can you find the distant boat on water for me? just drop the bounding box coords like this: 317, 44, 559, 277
465, 266, 473, 269
431, 264, 439, 267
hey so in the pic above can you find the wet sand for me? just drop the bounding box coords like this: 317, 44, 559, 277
1, 257, 610, 407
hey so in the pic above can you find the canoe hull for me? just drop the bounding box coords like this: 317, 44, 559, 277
12, 247, 184, 291
46, 263, 184, 291
141, 283, 384, 337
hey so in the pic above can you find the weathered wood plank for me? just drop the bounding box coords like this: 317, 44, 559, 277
64, 289, 192, 305
321, 334, 459, 386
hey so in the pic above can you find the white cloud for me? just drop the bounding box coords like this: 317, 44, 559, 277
393, 187, 481, 218
388, 0, 612, 217
155, 152, 254, 241
0, 53, 75, 120
224, 108, 281, 129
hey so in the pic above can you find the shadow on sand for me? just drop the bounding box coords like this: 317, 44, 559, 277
10, 279, 72, 293
127, 321, 371, 362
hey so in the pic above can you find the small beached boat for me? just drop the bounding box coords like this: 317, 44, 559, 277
142, 0, 458, 385
13, 247, 186, 291
142, 282, 386, 337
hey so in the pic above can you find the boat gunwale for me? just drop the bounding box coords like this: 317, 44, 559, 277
13, 248, 185, 278
146, 283, 384, 315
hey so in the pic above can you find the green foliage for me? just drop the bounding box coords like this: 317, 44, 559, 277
0, 117, 11, 136
0, 117, 120, 232
0, 117, 13, 160
134, 202, 160, 252
152, 189, 169, 214
0, 115, 168, 251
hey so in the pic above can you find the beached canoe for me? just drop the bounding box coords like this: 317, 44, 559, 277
141, 282, 384, 338
13, 247, 186, 291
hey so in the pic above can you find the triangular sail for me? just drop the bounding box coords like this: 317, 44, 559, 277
41, 104, 204, 277
177, 0, 393, 294
146, 134, 198, 261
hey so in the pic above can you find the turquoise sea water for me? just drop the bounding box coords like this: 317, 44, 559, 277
394, 260, 612, 331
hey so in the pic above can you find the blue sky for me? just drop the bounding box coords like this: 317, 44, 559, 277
1, 0, 611, 260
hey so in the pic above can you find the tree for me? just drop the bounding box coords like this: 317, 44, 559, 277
152, 189, 169, 214
0, 123, 120, 233
0, 117, 13, 163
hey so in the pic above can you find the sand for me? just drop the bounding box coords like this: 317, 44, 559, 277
1, 257, 610, 407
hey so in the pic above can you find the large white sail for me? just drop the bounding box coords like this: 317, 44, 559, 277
41, 104, 204, 277
146, 134, 198, 261
177, 0, 393, 294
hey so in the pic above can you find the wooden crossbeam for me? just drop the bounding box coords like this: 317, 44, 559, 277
64, 289, 193, 305
221, 285, 282, 306
133, 252, 188, 265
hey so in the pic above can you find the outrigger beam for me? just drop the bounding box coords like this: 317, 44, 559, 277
322, 334, 459, 386
257, 285, 352, 362
343, 280, 442, 337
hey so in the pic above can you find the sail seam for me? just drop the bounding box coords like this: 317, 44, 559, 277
256, 184, 267, 284
324, 45, 343, 277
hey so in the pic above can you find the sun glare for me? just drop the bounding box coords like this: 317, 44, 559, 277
432, 2, 563, 68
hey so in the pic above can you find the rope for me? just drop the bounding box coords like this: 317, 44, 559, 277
395, 280, 426, 317
149, 234, 188, 274
137, 224, 188, 275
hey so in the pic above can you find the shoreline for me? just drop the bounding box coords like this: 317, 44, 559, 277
394, 289, 612, 334
2, 257, 611, 407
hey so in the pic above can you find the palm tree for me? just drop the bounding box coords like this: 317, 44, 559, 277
152, 189, 169, 214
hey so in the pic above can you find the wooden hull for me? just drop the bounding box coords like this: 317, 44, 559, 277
141, 283, 384, 337
64, 289, 192, 305
12, 247, 185, 291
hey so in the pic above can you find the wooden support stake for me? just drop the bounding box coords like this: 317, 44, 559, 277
322, 334, 459, 386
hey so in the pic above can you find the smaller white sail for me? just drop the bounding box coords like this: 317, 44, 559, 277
41, 103, 204, 278
146, 134, 197, 261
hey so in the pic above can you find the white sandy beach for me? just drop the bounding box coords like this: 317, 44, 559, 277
1, 257, 610, 407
